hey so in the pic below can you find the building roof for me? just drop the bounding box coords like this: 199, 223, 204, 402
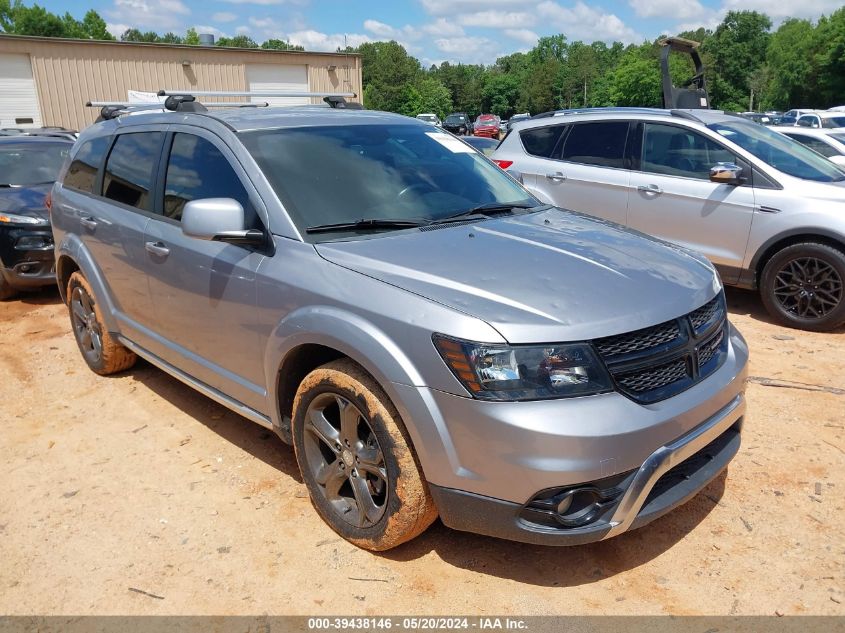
0, 33, 360, 58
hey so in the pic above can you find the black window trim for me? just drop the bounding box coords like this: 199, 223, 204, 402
101, 130, 167, 216
554, 119, 632, 172
63, 134, 112, 198
637, 121, 758, 188
156, 127, 274, 255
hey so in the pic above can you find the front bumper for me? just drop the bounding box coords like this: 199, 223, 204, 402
392, 324, 748, 545
474, 129, 499, 138
0, 225, 56, 290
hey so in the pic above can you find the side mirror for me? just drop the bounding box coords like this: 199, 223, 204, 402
181, 198, 263, 245
709, 162, 743, 186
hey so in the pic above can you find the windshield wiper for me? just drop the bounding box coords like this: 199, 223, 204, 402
305, 218, 425, 234
427, 202, 547, 226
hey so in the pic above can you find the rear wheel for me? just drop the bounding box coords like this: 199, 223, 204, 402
760, 242, 845, 331
67, 272, 137, 374
292, 359, 437, 551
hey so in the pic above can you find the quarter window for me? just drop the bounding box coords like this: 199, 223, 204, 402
64, 136, 110, 194
103, 132, 164, 210
560, 122, 628, 169
164, 133, 255, 225
641, 123, 736, 180
520, 125, 566, 158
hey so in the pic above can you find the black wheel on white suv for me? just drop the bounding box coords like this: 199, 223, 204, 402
760, 242, 845, 332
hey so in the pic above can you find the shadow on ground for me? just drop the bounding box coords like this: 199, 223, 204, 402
725, 286, 845, 334
121, 352, 728, 588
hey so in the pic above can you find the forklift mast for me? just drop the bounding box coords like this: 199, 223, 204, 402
660, 37, 710, 109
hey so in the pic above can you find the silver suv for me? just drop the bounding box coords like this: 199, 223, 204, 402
494, 108, 845, 331
51, 106, 748, 550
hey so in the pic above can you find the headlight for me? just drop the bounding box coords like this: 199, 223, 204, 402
0, 213, 48, 226
433, 335, 612, 401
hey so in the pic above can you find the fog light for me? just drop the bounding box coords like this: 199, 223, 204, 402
19, 264, 32, 273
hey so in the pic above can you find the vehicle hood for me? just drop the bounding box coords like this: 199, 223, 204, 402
315, 208, 721, 343
0, 183, 51, 221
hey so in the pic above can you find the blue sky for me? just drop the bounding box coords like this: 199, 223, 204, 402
47, 0, 844, 66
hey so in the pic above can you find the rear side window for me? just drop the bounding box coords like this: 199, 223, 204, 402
163, 133, 255, 225
520, 125, 566, 158
64, 136, 110, 194
786, 134, 838, 158
560, 122, 628, 168
103, 132, 164, 210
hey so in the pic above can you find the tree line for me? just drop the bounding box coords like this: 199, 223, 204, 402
1, 2, 842, 118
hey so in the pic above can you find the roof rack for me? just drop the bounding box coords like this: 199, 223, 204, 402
157, 89, 359, 109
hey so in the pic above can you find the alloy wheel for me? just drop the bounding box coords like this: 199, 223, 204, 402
70, 285, 103, 364
773, 256, 843, 319
302, 393, 388, 528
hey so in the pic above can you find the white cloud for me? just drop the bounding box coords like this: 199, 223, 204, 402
212, 11, 238, 22
458, 11, 537, 28
105, 0, 190, 32
433, 35, 503, 64
629, 0, 705, 19
537, 1, 642, 44
219, 0, 287, 5
504, 28, 540, 45
363, 19, 400, 38
105, 22, 130, 37
286, 30, 371, 51
420, 18, 465, 37
235, 25, 251, 35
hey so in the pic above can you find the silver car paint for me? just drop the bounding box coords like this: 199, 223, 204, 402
496, 111, 845, 285
52, 107, 747, 513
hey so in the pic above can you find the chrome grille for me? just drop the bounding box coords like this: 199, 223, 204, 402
595, 292, 728, 404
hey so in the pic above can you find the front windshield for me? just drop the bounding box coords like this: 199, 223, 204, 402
241, 123, 536, 239
708, 120, 845, 182
822, 116, 845, 129
445, 115, 465, 124
0, 143, 70, 185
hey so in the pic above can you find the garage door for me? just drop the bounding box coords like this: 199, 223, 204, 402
0, 54, 42, 128
246, 64, 309, 106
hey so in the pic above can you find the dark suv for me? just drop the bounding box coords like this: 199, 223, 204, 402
0, 136, 73, 299
443, 113, 472, 135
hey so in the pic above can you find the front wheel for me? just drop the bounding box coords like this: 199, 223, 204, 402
292, 359, 437, 551
759, 242, 845, 331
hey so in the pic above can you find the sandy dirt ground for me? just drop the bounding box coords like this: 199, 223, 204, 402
0, 287, 843, 616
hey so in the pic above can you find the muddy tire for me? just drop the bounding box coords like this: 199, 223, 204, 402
292, 359, 437, 551
67, 271, 137, 375
760, 242, 845, 332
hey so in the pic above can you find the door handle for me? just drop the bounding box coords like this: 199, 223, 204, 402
145, 241, 170, 257
80, 216, 98, 231
637, 184, 663, 195
545, 172, 566, 182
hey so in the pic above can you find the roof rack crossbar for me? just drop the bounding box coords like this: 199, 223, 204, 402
157, 90, 356, 98
87, 101, 269, 108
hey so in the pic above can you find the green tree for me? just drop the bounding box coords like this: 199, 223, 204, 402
261, 38, 304, 51
82, 10, 113, 40
703, 11, 772, 111
401, 76, 452, 119
814, 8, 845, 107
216, 35, 259, 48
609, 47, 662, 107
184, 27, 200, 46
481, 72, 520, 117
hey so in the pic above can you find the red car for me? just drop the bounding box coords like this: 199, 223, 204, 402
473, 114, 501, 139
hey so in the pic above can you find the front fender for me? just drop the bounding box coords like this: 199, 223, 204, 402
263, 305, 460, 479
56, 234, 120, 333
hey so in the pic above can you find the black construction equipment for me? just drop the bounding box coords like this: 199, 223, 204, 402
659, 37, 709, 110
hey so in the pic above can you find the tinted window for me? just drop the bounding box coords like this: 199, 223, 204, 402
65, 137, 109, 193
0, 142, 70, 187
164, 133, 255, 225
103, 132, 163, 210
785, 134, 838, 158
560, 122, 628, 168
520, 125, 565, 158
796, 116, 817, 128
821, 116, 845, 129
240, 124, 535, 240
642, 123, 736, 180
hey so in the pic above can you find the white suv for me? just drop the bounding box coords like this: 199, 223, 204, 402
493, 107, 845, 331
